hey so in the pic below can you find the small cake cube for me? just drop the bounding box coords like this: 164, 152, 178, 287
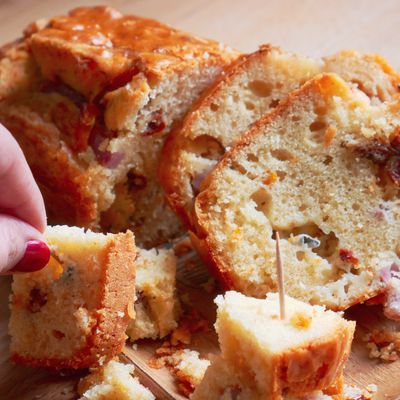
9, 225, 136, 369
126, 248, 180, 341
78, 359, 155, 400
195, 291, 355, 399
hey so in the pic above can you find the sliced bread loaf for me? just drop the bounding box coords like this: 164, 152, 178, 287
193, 74, 400, 310
160, 45, 400, 229
0, 6, 238, 247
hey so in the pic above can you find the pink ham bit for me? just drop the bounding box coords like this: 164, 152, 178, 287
380, 265, 392, 283
384, 278, 400, 320
382, 263, 400, 320
190, 162, 216, 194
88, 124, 124, 168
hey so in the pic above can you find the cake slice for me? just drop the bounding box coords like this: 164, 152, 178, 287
192, 291, 355, 400
0, 6, 238, 247
193, 73, 400, 310
126, 248, 180, 341
9, 225, 136, 369
78, 359, 155, 400
160, 45, 400, 229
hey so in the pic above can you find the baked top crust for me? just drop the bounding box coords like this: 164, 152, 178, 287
29, 6, 235, 99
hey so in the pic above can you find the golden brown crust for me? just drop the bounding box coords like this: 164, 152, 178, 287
0, 7, 238, 246
11, 231, 136, 369
275, 321, 354, 395
29, 6, 236, 99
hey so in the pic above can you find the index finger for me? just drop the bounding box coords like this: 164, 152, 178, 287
0, 124, 46, 232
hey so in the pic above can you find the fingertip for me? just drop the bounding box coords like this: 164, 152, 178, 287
10, 240, 50, 273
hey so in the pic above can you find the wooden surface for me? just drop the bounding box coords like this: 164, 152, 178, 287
1, 0, 400, 398
1, 253, 400, 399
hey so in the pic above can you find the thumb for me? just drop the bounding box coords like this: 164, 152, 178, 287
0, 214, 50, 274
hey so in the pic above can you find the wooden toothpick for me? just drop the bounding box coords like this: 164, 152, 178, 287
275, 231, 285, 320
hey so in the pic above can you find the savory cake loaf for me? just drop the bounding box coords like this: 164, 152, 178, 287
193, 73, 400, 310
9, 225, 136, 369
0, 6, 238, 247
126, 247, 180, 341
160, 45, 400, 228
78, 359, 155, 400
192, 291, 355, 399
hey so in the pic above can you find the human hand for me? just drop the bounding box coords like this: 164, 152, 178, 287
0, 124, 50, 274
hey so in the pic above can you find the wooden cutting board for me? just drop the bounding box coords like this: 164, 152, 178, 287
1, 251, 400, 400
1, 1, 400, 398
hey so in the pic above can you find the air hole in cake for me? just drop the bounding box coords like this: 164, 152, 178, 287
52, 329, 66, 340
350, 79, 372, 99
245, 101, 255, 111
270, 149, 295, 161
296, 251, 306, 261
276, 170, 286, 180
189, 135, 225, 160
210, 102, 219, 112
323, 155, 333, 165
299, 203, 307, 211
247, 153, 259, 163
352, 203, 360, 211
276, 223, 339, 259
230, 161, 252, 178
314, 231, 339, 258
248, 80, 272, 97
233, 93, 240, 102
251, 188, 272, 218
309, 120, 327, 132
269, 99, 280, 108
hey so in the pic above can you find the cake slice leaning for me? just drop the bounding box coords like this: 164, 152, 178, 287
9, 225, 136, 369
160, 45, 400, 230
192, 291, 355, 399
193, 73, 400, 310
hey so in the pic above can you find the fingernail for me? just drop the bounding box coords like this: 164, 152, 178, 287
11, 240, 50, 273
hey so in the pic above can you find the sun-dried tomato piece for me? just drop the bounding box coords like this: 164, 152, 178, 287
142, 111, 165, 136
354, 141, 394, 165
339, 248, 359, 265
127, 172, 147, 191
88, 123, 124, 168
27, 287, 47, 313
73, 102, 99, 151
